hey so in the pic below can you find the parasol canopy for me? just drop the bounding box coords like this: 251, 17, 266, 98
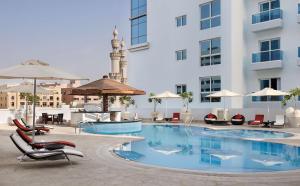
247, 87, 289, 121
0, 59, 87, 142
206, 89, 241, 98
71, 75, 146, 112
206, 89, 242, 120
150, 91, 181, 118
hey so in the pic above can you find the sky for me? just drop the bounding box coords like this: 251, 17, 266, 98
0, 0, 130, 84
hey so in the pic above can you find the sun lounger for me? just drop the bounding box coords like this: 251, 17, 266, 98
273, 115, 285, 128
231, 114, 245, 125
248, 114, 264, 126
155, 113, 165, 122
20, 118, 53, 129
16, 129, 76, 149
204, 113, 217, 124
10, 132, 83, 162
13, 119, 49, 135
171, 112, 180, 123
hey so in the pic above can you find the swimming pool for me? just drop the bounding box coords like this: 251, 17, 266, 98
114, 125, 300, 173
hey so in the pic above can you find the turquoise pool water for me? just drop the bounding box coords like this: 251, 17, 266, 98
114, 125, 300, 173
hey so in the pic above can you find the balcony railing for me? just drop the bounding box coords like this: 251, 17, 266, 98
252, 50, 283, 63
252, 9, 282, 24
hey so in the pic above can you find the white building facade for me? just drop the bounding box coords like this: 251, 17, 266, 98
128, 0, 300, 119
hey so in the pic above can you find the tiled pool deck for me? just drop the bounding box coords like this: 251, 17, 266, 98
1, 122, 300, 186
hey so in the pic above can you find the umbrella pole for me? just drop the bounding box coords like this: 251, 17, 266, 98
32, 78, 37, 142
25, 96, 28, 123
224, 97, 226, 120
165, 100, 168, 119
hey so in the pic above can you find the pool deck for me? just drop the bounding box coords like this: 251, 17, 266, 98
1, 122, 300, 186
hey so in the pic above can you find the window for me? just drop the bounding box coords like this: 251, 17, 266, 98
50, 102, 54, 107
50, 96, 54, 101
298, 4, 300, 14
200, 38, 221, 66
200, 0, 221, 30
43, 102, 47, 107
11, 96, 15, 100
259, 0, 280, 12
176, 49, 187, 61
11, 102, 14, 107
176, 15, 187, 27
253, 38, 281, 63
131, 0, 147, 45
253, 0, 281, 24
176, 84, 187, 94
200, 76, 221, 102
252, 78, 282, 102
298, 47, 300, 58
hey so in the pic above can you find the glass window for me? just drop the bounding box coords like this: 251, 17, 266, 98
211, 0, 220, 16
260, 0, 280, 12
201, 4, 210, 19
260, 41, 270, 51
176, 50, 187, 61
260, 2, 270, 12
200, 76, 221, 102
298, 47, 300, 58
131, 0, 147, 45
271, 39, 280, 50
255, 38, 281, 62
200, 0, 221, 30
176, 15, 187, 27
200, 38, 221, 66
176, 84, 187, 94
271, 0, 280, 9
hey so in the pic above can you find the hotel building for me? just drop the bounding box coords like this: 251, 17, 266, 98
128, 0, 300, 118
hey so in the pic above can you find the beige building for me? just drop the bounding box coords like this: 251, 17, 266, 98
0, 83, 63, 109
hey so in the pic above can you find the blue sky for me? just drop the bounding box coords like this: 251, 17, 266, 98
0, 0, 130, 83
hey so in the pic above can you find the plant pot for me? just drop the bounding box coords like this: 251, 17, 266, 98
181, 112, 192, 123
151, 112, 159, 121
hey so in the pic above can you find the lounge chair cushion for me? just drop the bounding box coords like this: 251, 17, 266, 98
235, 114, 244, 119
232, 119, 243, 122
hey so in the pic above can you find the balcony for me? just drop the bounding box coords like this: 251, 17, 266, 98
251, 50, 283, 70
251, 9, 283, 32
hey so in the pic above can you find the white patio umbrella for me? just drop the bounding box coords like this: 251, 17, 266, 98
150, 91, 180, 118
0, 60, 88, 141
1, 84, 53, 123
247, 87, 289, 121
206, 90, 242, 118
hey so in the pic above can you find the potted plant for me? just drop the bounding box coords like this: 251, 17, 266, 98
148, 93, 162, 121
180, 91, 193, 123
282, 88, 300, 127
119, 96, 135, 120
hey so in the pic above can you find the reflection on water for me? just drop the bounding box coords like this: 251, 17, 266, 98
115, 125, 300, 172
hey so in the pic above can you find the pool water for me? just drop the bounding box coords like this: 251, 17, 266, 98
114, 125, 300, 173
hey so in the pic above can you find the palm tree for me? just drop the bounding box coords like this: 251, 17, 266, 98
180, 91, 193, 112
148, 93, 161, 112
282, 88, 300, 108
119, 96, 135, 112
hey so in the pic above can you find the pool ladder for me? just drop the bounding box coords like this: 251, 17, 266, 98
75, 121, 95, 134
